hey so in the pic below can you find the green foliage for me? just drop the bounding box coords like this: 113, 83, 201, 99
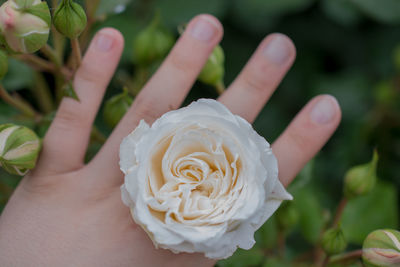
321, 0, 362, 26
2, 59, 33, 91
342, 181, 398, 244
293, 188, 325, 244
95, 0, 133, 17
217, 248, 264, 267
0, 50, 7, 80
350, 0, 400, 24
0, 0, 400, 266
154, 0, 229, 29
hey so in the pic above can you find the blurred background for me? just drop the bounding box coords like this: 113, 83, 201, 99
1, 0, 400, 266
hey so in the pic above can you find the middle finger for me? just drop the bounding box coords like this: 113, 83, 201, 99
89, 14, 223, 186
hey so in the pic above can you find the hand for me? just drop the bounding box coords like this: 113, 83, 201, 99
0, 15, 341, 266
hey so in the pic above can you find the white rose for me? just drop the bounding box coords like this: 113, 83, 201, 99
120, 99, 292, 259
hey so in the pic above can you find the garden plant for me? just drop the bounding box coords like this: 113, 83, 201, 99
0, 0, 399, 266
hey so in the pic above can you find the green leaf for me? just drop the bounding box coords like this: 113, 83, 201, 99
62, 82, 80, 101
293, 188, 325, 244
289, 160, 314, 192
256, 216, 278, 249
341, 181, 399, 244
97, 12, 142, 64
350, 0, 400, 24
217, 247, 264, 267
321, 0, 363, 26
2, 59, 34, 91
154, 0, 229, 29
263, 258, 291, 267
96, 0, 134, 17
231, 0, 315, 34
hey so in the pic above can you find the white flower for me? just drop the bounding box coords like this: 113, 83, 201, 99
120, 99, 292, 259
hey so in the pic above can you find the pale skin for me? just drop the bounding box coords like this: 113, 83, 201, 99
0, 15, 341, 266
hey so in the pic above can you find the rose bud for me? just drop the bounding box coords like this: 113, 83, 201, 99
362, 229, 400, 267
0, 124, 41, 176
198, 45, 225, 90
0, 50, 7, 80
321, 227, 347, 255
344, 150, 378, 199
103, 88, 133, 128
53, 0, 87, 39
133, 14, 174, 66
0, 0, 51, 54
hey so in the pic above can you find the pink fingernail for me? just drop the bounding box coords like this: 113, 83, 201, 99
263, 35, 292, 65
310, 96, 338, 124
95, 32, 114, 52
189, 16, 218, 42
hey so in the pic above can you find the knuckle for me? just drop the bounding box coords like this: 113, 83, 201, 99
286, 127, 313, 156
75, 61, 104, 85
241, 68, 275, 94
169, 50, 200, 74
54, 107, 89, 130
131, 95, 162, 124
131, 94, 175, 124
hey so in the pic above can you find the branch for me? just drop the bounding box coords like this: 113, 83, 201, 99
71, 38, 82, 68
0, 84, 40, 119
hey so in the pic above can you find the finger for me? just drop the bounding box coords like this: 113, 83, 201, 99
219, 33, 295, 123
89, 15, 223, 185
37, 28, 124, 175
272, 95, 341, 187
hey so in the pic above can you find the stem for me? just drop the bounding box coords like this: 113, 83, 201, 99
332, 198, 348, 227
80, 0, 101, 49
55, 74, 66, 104
51, 0, 58, 11
14, 54, 55, 72
215, 81, 225, 95
330, 250, 363, 265
41, 44, 62, 68
321, 256, 330, 267
71, 38, 82, 68
91, 126, 107, 144
0, 84, 39, 119
277, 230, 286, 258
51, 24, 67, 62
32, 72, 55, 113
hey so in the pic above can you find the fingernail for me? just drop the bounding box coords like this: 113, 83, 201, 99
263, 35, 292, 65
95, 32, 114, 52
310, 96, 338, 125
189, 16, 218, 42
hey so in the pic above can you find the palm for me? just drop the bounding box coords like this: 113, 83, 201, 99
0, 15, 340, 266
